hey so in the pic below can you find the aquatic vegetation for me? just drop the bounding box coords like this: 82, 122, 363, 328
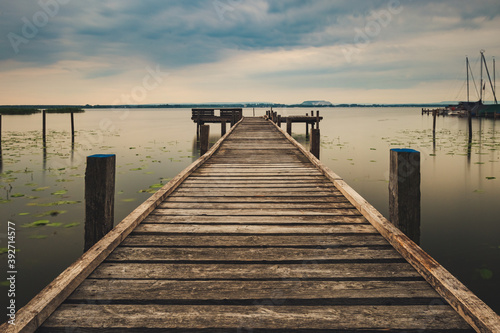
22, 220, 50, 228
64, 223, 80, 228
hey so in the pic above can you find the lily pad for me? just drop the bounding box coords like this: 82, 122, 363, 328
478, 268, 493, 280
22, 220, 50, 228
149, 183, 163, 189
121, 198, 136, 202
46, 223, 63, 227
64, 223, 80, 228
36, 210, 67, 217
29, 235, 48, 239
32, 186, 50, 192
11, 193, 25, 198
18, 212, 30, 216
51, 190, 68, 196
486, 177, 496, 180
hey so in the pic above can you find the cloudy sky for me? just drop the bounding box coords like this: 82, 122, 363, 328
1, 0, 499, 105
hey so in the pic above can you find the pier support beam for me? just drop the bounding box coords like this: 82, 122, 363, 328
85, 154, 115, 252
389, 149, 420, 244
286, 119, 292, 135
221, 120, 226, 137
310, 129, 320, 159
200, 125, 210, 155
277, 115, 281, 127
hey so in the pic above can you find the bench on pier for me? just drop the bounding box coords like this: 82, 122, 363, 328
191, 108, 215, 120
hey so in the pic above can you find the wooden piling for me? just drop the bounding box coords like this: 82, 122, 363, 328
305, 113, 309, 139
277, 115, 281, 127
389, 149, 420, 244
85, 154, 116, 252
0, 114, 2, 152
42, 109, 47, 143
231, 110, 236, 127
200, 124, 210, 155
310, 128, 320, 159
316, 110, 320, 129
221, 120, 226, 136
432, 110, 437, 133
286, 118, 292, 135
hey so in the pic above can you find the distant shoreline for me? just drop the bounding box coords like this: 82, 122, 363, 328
1, 103, 448, 110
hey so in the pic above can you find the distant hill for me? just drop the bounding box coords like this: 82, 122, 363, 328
300, 100, 333, 106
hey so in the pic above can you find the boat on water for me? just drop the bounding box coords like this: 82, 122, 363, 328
447, 50, 499, 118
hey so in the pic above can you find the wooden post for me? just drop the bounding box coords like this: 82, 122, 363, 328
85, 154, 115, 252
277, 115, 281, 127
305, 113, 309, 139
0, 114, 2, 152
286, 118, 292, 135
221, 120, 226, 136
200, 125, 210, 155
42, 109, 47, 143
231, 110, 236, 127
316, 110, 320, 129
310, 128, 320, 159
253, 108, 255, 117
389, 149, 420, 244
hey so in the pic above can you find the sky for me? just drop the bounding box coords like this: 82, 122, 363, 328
1, 0, 499, 105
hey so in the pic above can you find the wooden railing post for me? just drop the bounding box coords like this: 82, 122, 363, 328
277, 115, 281, 127
305, 112, 309, 139
389, 149, 421, 244
286, 118, 292, 135
200, 124, 210, 155
85, 154, 116, 252
310, 128, 320, 159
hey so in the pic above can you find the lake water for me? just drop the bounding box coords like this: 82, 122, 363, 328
1, 107, 499, 317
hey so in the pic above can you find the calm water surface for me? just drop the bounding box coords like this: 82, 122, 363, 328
0, 107, 499, 317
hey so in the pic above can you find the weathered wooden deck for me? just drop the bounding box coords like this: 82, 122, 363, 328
4, 117, 500, 332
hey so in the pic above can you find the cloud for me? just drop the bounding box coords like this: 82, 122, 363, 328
0, 0, 499, 104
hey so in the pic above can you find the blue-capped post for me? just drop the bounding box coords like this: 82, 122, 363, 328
85, 154, 116, 251
389, 149, 421, 244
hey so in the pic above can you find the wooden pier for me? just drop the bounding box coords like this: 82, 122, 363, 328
4, 117, 500, 332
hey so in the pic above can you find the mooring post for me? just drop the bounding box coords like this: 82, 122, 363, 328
305, 113, 309, 139
42, 109, 47, 143
231, 110, 236, 127
310, 128, 320, 159
200, 124, 210, 155
432, 110, 437, 132
221, 120, 226, 136
85, 154, 116, 252
277, 114, 281, 127
389, 149, 421, 244
316, 110, 320, 129
286, 118, 292, 135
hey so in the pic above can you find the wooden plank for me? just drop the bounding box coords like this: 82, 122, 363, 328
121, 234, 390, 247
39, 304, 473, 331
149, 208, 360, 216
157, 202, 354, 210
0, 118, 246, 333
89, 262, 420, 280
143, 215, 368, 224
67, 280, 441, 301
106, 246, 402, 261
164, 196, 346, 202
132, 224, 378, 234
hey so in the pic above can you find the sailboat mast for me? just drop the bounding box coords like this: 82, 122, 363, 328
480, 50, 484, 102
466, 56, 469, 103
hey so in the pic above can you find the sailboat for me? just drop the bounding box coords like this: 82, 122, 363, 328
451, 50, 499, 118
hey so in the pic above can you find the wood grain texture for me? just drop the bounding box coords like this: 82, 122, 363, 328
17, 117, 484, 333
